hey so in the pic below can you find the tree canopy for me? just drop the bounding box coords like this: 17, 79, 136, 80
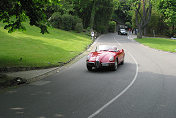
159, 0, 176, 35
0, 0, 60, 34
1, 0, 175, 36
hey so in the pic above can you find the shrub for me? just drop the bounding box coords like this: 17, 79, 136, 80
61, 14, 74, 30
108, 21, 116, 33
85, 27, 91, 36
72, 17, 82, 29
49, 12, 82, 31
75, 23, 83, 33
164, 30, 173, 37
49, 12, 62, 28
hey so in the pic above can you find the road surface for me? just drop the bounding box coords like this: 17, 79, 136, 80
0, 33, 176, 118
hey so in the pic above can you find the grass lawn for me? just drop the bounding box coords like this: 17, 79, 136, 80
135, 38, 176, 52
0, 23, 92, 68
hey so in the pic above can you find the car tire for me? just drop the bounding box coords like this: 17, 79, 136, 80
120, 55, 125, 65
87, 65, 92, 71
120, 59, 124, 65
112, 59, 118, 71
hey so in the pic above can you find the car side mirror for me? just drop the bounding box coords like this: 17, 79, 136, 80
119, 49, 124, 53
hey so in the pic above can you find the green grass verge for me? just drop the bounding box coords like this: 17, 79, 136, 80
135, 38, 176, 52
0, 23, 92, 68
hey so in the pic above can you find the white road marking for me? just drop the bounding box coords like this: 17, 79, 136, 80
87, 36, 139, 118
10, 107, 24, 110
116, 40, 121, 46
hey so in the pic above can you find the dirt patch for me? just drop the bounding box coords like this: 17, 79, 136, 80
0, 74, 27, 88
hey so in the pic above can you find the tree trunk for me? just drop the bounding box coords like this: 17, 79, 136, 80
137, 26, 143, 38
172, 24, 175, 36
144, 27, 147, 36
135, 0, 152, 39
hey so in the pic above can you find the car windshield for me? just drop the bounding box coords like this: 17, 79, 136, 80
96, 45, 118, 51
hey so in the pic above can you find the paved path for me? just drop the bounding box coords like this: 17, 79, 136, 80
0, 33, 176, 118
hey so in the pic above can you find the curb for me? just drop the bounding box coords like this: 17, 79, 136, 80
26, 67, 60, 83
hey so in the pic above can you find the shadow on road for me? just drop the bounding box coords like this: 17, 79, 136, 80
86, 62, 134, 73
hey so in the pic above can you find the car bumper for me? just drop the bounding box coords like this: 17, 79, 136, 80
121, 33, 127, 35
87, 61, 115, 68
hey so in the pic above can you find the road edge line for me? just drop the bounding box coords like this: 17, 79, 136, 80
87, 36, 139, 118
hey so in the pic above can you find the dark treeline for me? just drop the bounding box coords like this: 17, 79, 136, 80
48, 0, 115, 34
0, 0, 175, 38
0, 0, 115, 34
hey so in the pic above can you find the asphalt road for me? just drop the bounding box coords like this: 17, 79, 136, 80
0, 33, 176, 118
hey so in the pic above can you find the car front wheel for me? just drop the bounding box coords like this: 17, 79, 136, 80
87, 64, 92, 71
112, 59, 118, 71
120, 59, 124, 65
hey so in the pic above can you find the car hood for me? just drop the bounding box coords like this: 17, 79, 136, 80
89, 51, 116, 62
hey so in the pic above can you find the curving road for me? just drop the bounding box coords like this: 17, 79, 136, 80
0, 33, 176, 118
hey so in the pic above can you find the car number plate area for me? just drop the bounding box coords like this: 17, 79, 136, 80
102, 63, 109, 66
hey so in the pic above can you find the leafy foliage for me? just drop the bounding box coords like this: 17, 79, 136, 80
0, 0, 60, 34
159, 0, 176, 36
131, 0, 152, 38
108, 21, 116, 32
125, 22, 132, 29
0, 0, 115, 34
73, 0, 92, 28
75, 23, 83, 33
145, 8, 169, 36
112, 0, 132, 24
73, 0, 114, 33
94, 0, 114, 33
50, 12, 82, 31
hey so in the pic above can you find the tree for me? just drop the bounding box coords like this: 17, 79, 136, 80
93, 0, 114, 33
112, 0, 132, 24
159, 0, 176, 36
89, 0, 96, 30
73, 0, 92, 28
73, 0, 114, 33
132, 0, 152, 38
0, 0, 60, 34
125, 22, 132, 29
108, 21, 116, 32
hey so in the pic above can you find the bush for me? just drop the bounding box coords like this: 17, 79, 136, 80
49, 12, 82, 31
49, 12, 62, 28
72, 17, 82, 28
164, 30, 173, 37
108, 21, 116, 33
61, 14, 74, 30
75, 23, 83, 33
85, 27, 91, 36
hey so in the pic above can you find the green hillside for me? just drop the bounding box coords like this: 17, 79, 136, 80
0, 23, 92, 68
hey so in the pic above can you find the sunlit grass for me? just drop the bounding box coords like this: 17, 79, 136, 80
135, 38, 176, 52
0, 23, 92, 67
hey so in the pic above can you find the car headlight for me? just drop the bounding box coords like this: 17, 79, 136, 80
96, 56, 100, 61
87, 55, 91, 60
109, 56, 114, 61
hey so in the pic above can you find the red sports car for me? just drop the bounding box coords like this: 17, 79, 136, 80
86, 45, 125, 71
